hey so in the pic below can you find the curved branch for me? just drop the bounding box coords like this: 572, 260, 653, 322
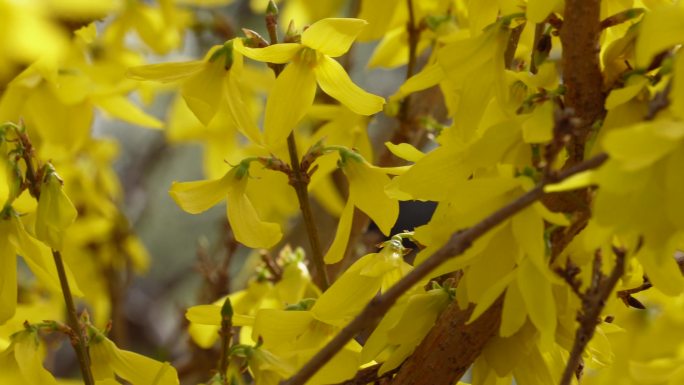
281, 153, 608, 385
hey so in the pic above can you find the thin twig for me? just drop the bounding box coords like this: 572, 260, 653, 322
281, 153, 608, 385
260, 250, 283, 281
530, 23, 545, 74
504, 21, 525, 69
286, 135, 330, 289
559, 247, 626, 385
54, 251, 96, 385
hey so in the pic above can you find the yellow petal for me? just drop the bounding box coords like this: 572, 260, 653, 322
126, 61, 204, 83
345, 157, 398, 235
468, 270, 516, 323
312, 261, 382, 325
357, 0, 402, 41
174, 0, 234, 6
516, 259, 556, 349
500, 280, 526, 337
94, 95, 163, 129
630, 358, 681, 384
367, 27, 409, 69
543, 170, 595, 193
0, 222, 17, 324
13, 331, 58, 385
252, 309, 315, 349
181, 59, 226, 126
522, 101, 553, 143
323, 200, 354, 264
10, 216, 82, 296
671, 51, 684, 119
301, 18, 367, 57
605, 75, 649, 110
314, 55, 385, 115
89, 337, 116, 381
226, 178, 282, 248
263, 61, 317, 147
233, 39, 301, 64
604, 121, 683, 170
35, 174, 78, 250
636, 247, 684, 295
527, 0, 563, 23
169, 172, 233, 214
106, 338, 179, 385
223, 72, 263, 144
390, 63, 444, 102
305, 343, 361, 385
274, 261, 312, 305
387, 290, 450, 344
665, 148, 684, 228
0, 341, 24, 383
384, 142, 425, 162
532, 202, 570, 226
511, 207, 546, 271
185, 304, 253, 326
635, 5, 684, 67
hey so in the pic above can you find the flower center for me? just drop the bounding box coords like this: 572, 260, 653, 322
295, 47, 318, 68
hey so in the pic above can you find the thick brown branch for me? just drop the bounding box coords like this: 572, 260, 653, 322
391, 298, 503, 385
560, 0, 605, 165
281, 154, 608, 385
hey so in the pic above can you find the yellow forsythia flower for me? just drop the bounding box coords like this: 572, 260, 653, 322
0, 329, 58, 385
324, 150, 399, 263
313, 236, 411, 326
90, 332, 179, 385
169, 158, 281, 248
128, 41, 263, 144
234, 18, 385, 147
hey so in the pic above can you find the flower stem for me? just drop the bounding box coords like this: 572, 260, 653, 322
53, 250, 96, 385
263, 0, 329, 289
286, 134, 330, 290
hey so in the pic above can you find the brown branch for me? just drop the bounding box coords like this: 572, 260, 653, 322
391, 298, 503, 385
281, 153, 608, 385
559, 247, 626, 385
559, 0, 605, 166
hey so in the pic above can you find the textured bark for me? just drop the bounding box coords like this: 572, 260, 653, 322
391, 298, 503, 385
560, 0, 605, 165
